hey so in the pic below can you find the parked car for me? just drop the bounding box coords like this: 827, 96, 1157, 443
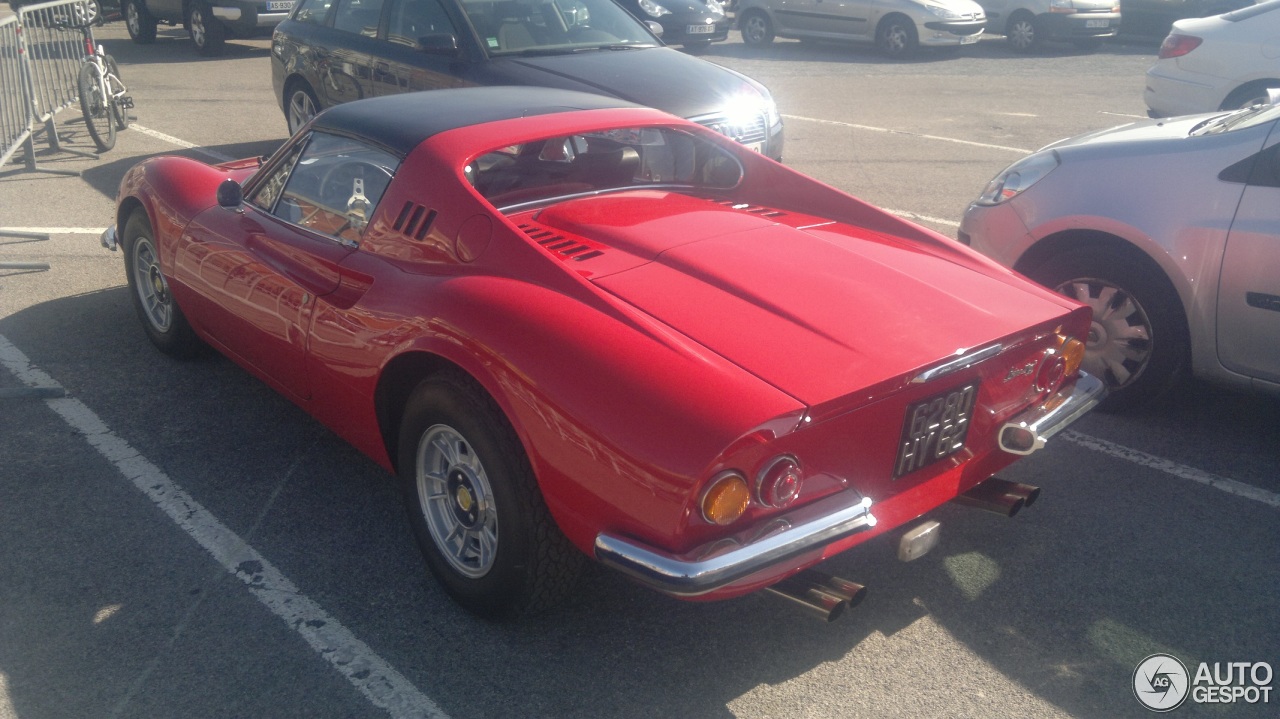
976, 0, 1119, 51
1144, 0, 1280, 117
271, 0, 784, 159
959, 99, 1280, 410
121, 0, 294, 54
614, 0, 730, 49
100, 86, 1103, 619
1119, 0, 1253, 37
736, 0, 987, 58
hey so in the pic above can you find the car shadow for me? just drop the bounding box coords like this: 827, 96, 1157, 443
76, 139, 284, 202
1, 288, 1275, 718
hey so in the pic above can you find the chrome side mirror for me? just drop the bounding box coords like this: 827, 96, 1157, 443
646, 20, 663, 37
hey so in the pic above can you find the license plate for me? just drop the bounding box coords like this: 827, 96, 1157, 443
894, 383, 978, 478
268, 0, 293, 10
687, 24, 716, 34
960, 33, 979, 44
1086, 18, 1109, 27
742, 141, 763, 153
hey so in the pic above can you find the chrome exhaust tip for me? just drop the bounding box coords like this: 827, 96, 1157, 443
952, 476, 1042, 517
765, 569, 866, 621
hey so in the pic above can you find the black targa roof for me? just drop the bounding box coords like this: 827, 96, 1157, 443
311, 87, 644, 157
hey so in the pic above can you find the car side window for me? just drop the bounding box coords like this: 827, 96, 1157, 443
253, 132, 400, 244
292, 0, 335, 25
387, 0, 459, 47
333, 0, 387, 36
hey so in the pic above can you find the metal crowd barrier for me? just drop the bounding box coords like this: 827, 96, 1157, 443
1, 0, 99, 175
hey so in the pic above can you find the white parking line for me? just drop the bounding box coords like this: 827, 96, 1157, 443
783, 114, 1034, 154
129, 124, 235, 162
1063, 430, 1280, 510
0, 334, 451, 719
0, 227, 104, 235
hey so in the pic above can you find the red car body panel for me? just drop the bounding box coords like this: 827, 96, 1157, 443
111, 94, 1098, 602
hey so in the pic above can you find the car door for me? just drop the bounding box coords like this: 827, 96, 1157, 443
173, 132, 399, 400
779, 0, 872, 38
312, 0, 391, 106
371, 0, 476, 95
1216, 120, 1280, 384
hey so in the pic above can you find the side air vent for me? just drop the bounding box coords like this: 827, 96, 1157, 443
518, 223, 604, 262
706, 197, 786, 218
392, 201, 438, 241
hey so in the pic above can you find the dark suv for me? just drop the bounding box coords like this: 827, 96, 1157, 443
121, 0, 294, 54
269, 0, 784, 159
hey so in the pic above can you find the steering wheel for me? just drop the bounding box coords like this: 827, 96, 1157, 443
318, 160, 393, 209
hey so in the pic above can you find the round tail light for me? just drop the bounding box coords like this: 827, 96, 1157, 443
1035, 352, 1067, 394
1060, 337, 1086, 377
756, 456, 803, 509
701, 472, 750, 526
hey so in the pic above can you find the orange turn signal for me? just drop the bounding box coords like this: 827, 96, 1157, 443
701, 472, 750, 526
1060, 337, 1086, 377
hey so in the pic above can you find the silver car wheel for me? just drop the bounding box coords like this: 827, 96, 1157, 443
741, 14, 770, 45
131, 235, 173, 333
288, 89, 317, 134
883, 26, 908, 53
125, 2, 140, 34
190, 6, 206, 46
416, 424, 498, 579
1058, 278, 1153, 389
1007, 17, 1036, 51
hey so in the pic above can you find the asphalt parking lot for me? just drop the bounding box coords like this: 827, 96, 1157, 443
2, 17, 1278, 719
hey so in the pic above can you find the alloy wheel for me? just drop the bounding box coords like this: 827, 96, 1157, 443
416, 424, 499, 579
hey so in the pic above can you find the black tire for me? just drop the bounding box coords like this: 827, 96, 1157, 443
876, 15, 918, 58
398, 371, 583, 619
1005, 11, 1041, 53
188, 2, 226, 56
77, 62, 115, 153
105, 55, 130, 131
1220, 80, 1280, 111
123, 0, 157, 43
1027, 247, 1189, 412
284, 80, 320, 135
738, 9, 774, 47
122, 209, 205, 358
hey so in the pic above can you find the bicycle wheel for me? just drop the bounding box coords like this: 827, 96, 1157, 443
105, 56, 130, 131
77, 62, 115, 152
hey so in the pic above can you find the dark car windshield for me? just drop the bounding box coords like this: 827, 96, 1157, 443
467, 127, 743, 209
460, 0, 657, 55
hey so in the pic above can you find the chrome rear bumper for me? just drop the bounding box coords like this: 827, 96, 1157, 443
594, 491, 876, 597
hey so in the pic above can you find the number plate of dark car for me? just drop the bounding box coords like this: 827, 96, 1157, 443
894, 383, 978, 478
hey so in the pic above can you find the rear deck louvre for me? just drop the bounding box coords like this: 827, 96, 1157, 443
519, 223, 606, 261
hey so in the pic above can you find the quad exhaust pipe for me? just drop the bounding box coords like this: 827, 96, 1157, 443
952, 477, 1041, 517
765, 569, 866, 622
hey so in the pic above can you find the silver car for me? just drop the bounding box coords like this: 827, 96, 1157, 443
959, 101, 1280, 410
736, 0, 987, 57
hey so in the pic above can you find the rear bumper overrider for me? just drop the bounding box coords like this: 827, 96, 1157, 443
999, 370, 1106, 455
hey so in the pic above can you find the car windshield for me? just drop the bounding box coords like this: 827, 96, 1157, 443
466, 127, 744, 209
460, 0, 657, 55
1189, 101, 1280, 136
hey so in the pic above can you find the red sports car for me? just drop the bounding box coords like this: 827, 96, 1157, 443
102, 87, 1104, 620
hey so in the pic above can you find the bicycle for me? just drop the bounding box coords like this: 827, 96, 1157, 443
56, 9, 134, 153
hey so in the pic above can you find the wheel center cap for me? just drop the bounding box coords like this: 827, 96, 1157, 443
1088, 320, 1107, 348
447, 470, 480, 527
148, 266, 167, 300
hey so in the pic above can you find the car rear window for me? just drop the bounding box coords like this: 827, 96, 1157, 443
467, 127, 743, 209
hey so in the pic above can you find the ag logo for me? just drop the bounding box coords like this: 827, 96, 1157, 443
1134, 653, 1190, 712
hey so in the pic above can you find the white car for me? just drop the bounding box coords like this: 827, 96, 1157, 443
1144, 0, 1280, 117
737, 0, 987, 57
959, 101, 1280, 410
